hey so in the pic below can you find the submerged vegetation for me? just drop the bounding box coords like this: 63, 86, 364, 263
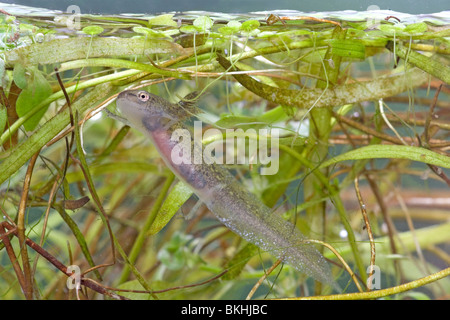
0, 6, 449, 300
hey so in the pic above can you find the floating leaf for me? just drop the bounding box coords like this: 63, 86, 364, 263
193, 16, 213, 31
227, 20, 242, 30
16, 68, 53, 131
241, 19, 260, 32
403, 22, 428, 34
82, 25, 104, 35
218, 26, 236, 36
148, 14, 177, 27
379, 24, 406, 36
13, 63, 27, 89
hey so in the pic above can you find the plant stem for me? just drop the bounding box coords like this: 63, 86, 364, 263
388, 41, 450, 84
0, 83, 116, 185
288, 267, 450, 300
5, 37, 185, 67
17, 150, 40, 299
118, 173, 175, 284
59, 58, 184, 78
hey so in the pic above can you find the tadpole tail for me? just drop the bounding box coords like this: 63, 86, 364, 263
200, 176, 340, 290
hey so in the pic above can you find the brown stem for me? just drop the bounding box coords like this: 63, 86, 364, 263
354, 177, 376, 290
0, 223, 27, 292
333, 111, 404, 145
1, 221, 128, 300
17, 150, 41, 299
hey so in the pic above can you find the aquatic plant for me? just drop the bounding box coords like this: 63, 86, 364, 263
0, 7, 449, 300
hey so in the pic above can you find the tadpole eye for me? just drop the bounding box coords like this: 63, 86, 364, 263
137, 91, 150, 102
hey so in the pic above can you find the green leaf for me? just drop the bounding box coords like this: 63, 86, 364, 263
193, 16, 213, 31
214, 105, 287, 129
147, 181, 193, 235
132, 26, 152, 34
148, 14, 177, 27
16, 69, 53, 131
218, 26, 236, 36
379, 24, 405, 36
242, 28, 260, 37
320, 145, 450, 169
179, 25, 201, 34
330, 39, 366, 60
13, 63, 27, 89
222, 243, 260, 280
132, 26, 169, 38
346, 28, 367, 37
227, 20, 242, 30
81, 25, 104, 35
403, 22, 428, 34
241, 19, 260, 32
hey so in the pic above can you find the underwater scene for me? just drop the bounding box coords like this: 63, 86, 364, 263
0, 1, 449, 300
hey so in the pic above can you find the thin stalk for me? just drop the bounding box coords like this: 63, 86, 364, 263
278, 144, 362, 286
354, 177, 376, 290
72, 111, 116, 274
0, 223, 27, 295
118, 173, 175, 284
17, 150, 40, 299
287, 267, 450, 300
246, 259, 282, 300
308, 239, 364, 293
303, 27, 340, 293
